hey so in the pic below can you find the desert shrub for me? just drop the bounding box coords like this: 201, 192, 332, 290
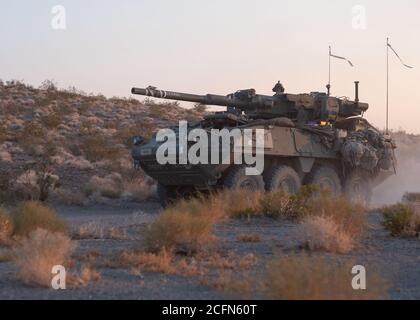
39, 80, 58, 91
294, 193, 367, 253
193, 103, 207, 113
144, 197, 220, 254
80, 131, 120, 163
381, 203, 420, 237
307, 195, 367, 238
205, 270, 255, 297
67, 142, 83, 157
16, 122, 51, 157
40, 139, 59, 158
74, 222, 125, 240
218, 191, 262, 218
145, 191, 261, 254
53, 188, 86, 206
12, 229, 74, 287
217, 186, 359, 221
85, 173, 123, 199
34, 159, 60, 201
260, 191, 294, 218
0, 208, 12, 244
300, 216, 355, 253
258, 186, 324, 219
103, 120, 118, 130
12, 201, 67, 237
148, 104, 175, 119
70, 264, 101, 287
199, 251, 257, 271
54, 102, 74, 115
262, 254, 386, 300
261, 186, 367, 239
76, 102, 90, 115
0, 171, 13, 203
236, 233, 261, 243
0, 123, 7, 143
41, 112, 63, 129
283, 185, 326, 218
121, 177, 156, 202
67, 252, 102, 287
14, 160, 60, 202
119, 248, 174, 274
74, 222, 106, 240
5, 79, 26, 88
403, 192, 420, 203
114, 122, 157, 147
20, 120, 44, 141
85, 173, 155, 202
12, 170, 40, 201
0, 248, 12, 263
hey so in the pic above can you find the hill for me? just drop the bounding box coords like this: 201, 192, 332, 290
0, 80, 203, 205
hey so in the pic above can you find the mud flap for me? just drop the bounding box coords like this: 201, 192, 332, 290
298, 157, 315, 173
373, 170, 396, 188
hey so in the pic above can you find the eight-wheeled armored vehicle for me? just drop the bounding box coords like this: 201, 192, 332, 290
131, 82, 396, 206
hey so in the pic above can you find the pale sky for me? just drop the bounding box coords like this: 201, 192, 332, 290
1, 0, 419, 133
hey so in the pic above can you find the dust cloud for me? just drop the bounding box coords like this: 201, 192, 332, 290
371, 132, 420, 206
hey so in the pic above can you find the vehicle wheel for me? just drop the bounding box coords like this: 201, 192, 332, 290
223, 166, 265, 192
156, 184, 178, 208
264, 165, 301, 194
306, 165, 342, 195
344, 170, 372, 204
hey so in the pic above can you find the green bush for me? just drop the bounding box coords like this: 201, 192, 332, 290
381, 203, 418, 237
261, 185, 325, 219
260, 191, 292, 218
12, 201, 67, 237
402, 192, 420, 203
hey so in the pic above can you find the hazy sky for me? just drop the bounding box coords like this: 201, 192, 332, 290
1, 0, 419, 133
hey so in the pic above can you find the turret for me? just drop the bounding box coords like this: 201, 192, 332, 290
131, 82, 369, 124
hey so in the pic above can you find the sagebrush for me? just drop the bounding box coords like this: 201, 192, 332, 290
12, 201, 67, 237
13, 229, 74, 287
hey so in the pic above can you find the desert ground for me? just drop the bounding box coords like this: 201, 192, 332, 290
0, 81, 419, 300
0, 201, 419, 300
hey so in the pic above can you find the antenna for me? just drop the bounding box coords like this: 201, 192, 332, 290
386, 37, 389, 134
327, 46, 331, 96
354, 81, 359, 104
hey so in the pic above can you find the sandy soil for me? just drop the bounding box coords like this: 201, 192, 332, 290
0, 202, 419, 300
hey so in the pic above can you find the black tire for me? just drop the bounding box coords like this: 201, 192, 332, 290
223, 166, 265, 192
156, 184, 178, 208
344, 170, 372, 204
264, 165, 301, 194
306, 165, 342, 195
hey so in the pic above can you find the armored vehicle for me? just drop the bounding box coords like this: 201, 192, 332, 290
131, 82, 396, 206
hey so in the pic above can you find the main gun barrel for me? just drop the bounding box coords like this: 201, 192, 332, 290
131, 86, 252, 108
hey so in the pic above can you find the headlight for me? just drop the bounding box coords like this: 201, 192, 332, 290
133, 136, 144, 146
